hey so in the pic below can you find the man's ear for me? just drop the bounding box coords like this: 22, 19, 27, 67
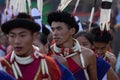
33, 32, 39, 41
70, 28, 76, 35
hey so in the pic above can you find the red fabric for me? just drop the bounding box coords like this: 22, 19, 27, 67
67, 58, 82, 73
1, 50, 61, 80
0, 45, 6, 52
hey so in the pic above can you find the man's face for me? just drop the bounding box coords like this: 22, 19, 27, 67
93, 42, 109, 57
51, 22, 74, 46
8, 28, 35, 57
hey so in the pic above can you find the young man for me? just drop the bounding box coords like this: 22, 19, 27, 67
33, 32, 75, 80
0, 18, 61, 80
90, 27, 116, 69
90, 27, 120, 80
47, 11, 98, 80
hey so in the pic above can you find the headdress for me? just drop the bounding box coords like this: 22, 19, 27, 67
100, 0, 113, 31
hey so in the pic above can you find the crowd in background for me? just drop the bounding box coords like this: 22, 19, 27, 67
0, 0, 120, 80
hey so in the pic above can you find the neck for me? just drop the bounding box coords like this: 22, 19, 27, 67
57, 38, 74, 48
53, 39, 81, 54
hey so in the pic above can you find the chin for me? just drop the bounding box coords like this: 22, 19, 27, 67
56, 42, 61, 45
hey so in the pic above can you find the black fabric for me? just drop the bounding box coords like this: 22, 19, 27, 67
33, 16, 41, 19
1, 18, 40, 34
102, 1, 112, 9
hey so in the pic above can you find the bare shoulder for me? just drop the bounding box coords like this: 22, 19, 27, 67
81, 46, 95, 57
81, 46, 96, 65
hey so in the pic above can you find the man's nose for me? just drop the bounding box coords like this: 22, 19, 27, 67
14, 37, 21, 44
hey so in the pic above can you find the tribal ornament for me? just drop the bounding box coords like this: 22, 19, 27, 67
100, 0, 113, 31
52, 39, 81, 58
10, 49, 49, 79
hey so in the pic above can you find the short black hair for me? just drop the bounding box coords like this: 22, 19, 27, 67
42, 24, 50, 37
47, 11, 79, 34
90, 27, 113, 43
38, 32, 48, 45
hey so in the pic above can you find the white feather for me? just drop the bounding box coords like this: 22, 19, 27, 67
73, 0, 80, 14
60, 0, 71, 11
27, 0, 31, 13
37, 0, 43, 18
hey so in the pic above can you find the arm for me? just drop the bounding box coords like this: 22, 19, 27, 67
87, 51, 98, 80
107, 52, 117, 69
107, 67, 120, 80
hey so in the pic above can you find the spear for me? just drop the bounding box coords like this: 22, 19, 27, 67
37, 0, 43, 19
57, 0, 72, 11
88, 0, 97, 30
72, 0, 80, 14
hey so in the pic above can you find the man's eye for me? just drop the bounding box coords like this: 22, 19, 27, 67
21, 35, 26, 37
9, 35, 14, 37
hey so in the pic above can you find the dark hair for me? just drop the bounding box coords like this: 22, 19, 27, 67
47, 11, 79, 34
81, 22, 99, 30
90, 27, 113, 43
16, 13, 34, 21
42, 24, 50, 37
74, 31, 94, 45
38, 32, 48, 46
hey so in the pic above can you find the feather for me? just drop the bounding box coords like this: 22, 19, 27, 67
27, 0, 31, 14
73, 0, 80, 14
100, 0, 112, 31
37, 0, 43, 18
18, 0, 27, 13
57, 0, 72, 11
89, 0, 97, 30
60, 0, 72, 11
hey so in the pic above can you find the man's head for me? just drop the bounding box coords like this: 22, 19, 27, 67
47, 11, 79, 34
90, 27, 113, 56
47, 11, 79, 46
1, 17, 40, 57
